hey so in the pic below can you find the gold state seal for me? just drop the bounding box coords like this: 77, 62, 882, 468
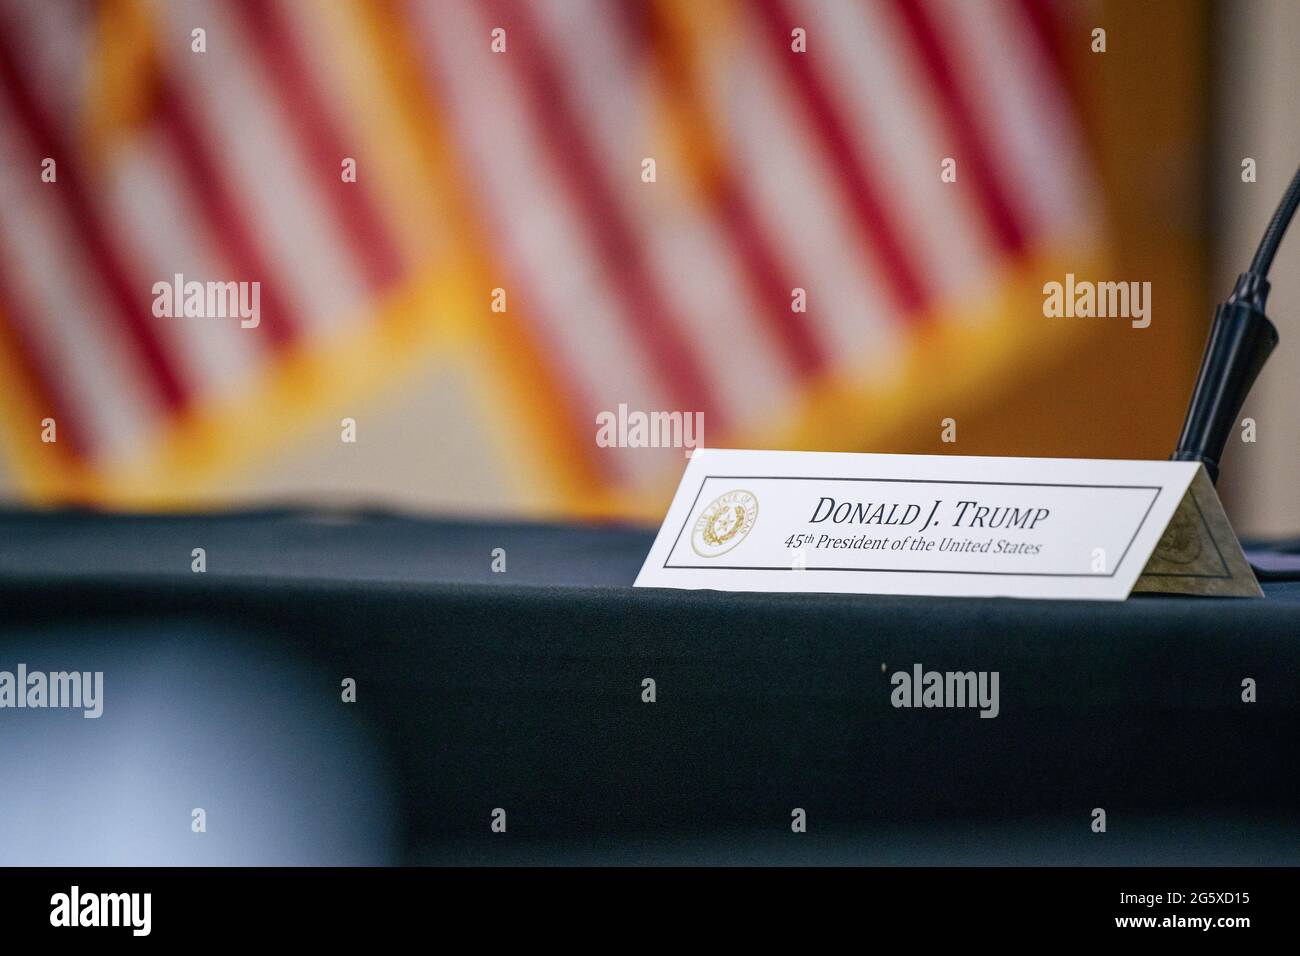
1154, 507, 1203, 565
691, 490, 758, 557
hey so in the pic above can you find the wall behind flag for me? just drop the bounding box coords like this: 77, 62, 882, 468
1213, 0, 1300, 539
0, 1, 1263, 530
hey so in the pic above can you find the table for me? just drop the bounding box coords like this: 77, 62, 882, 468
1, 508, 1297, 864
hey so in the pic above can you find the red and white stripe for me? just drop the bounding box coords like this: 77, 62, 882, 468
3, 0, 89, 145
706, 16, 903, 369
793, 0, 995, 302
927, 0, 1098, 243
226, 0, 404, 294
0, 91, 158, 464
151, 0, 368, 337
405, 0, 685, 479
528, 0, 800, 427
102, 128, 267, 402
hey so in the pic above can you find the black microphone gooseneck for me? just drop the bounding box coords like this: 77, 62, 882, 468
1171, 164, 1300, 483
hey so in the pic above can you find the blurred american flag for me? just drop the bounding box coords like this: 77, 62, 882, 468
0, 0, 1101, 514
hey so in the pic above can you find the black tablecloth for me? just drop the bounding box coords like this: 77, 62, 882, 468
1, 508, 1297, 864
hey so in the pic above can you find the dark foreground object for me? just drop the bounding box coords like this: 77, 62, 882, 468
1, 508, 1297, 865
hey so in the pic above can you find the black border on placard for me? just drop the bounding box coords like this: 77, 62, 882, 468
664, 476, 1162, 578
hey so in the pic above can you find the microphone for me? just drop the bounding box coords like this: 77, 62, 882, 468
1172, 164, 1299, 483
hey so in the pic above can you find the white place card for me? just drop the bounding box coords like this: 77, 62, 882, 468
634, 449, 1261, 601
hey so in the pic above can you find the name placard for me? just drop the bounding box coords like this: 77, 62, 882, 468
635, 450, 1261, 600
